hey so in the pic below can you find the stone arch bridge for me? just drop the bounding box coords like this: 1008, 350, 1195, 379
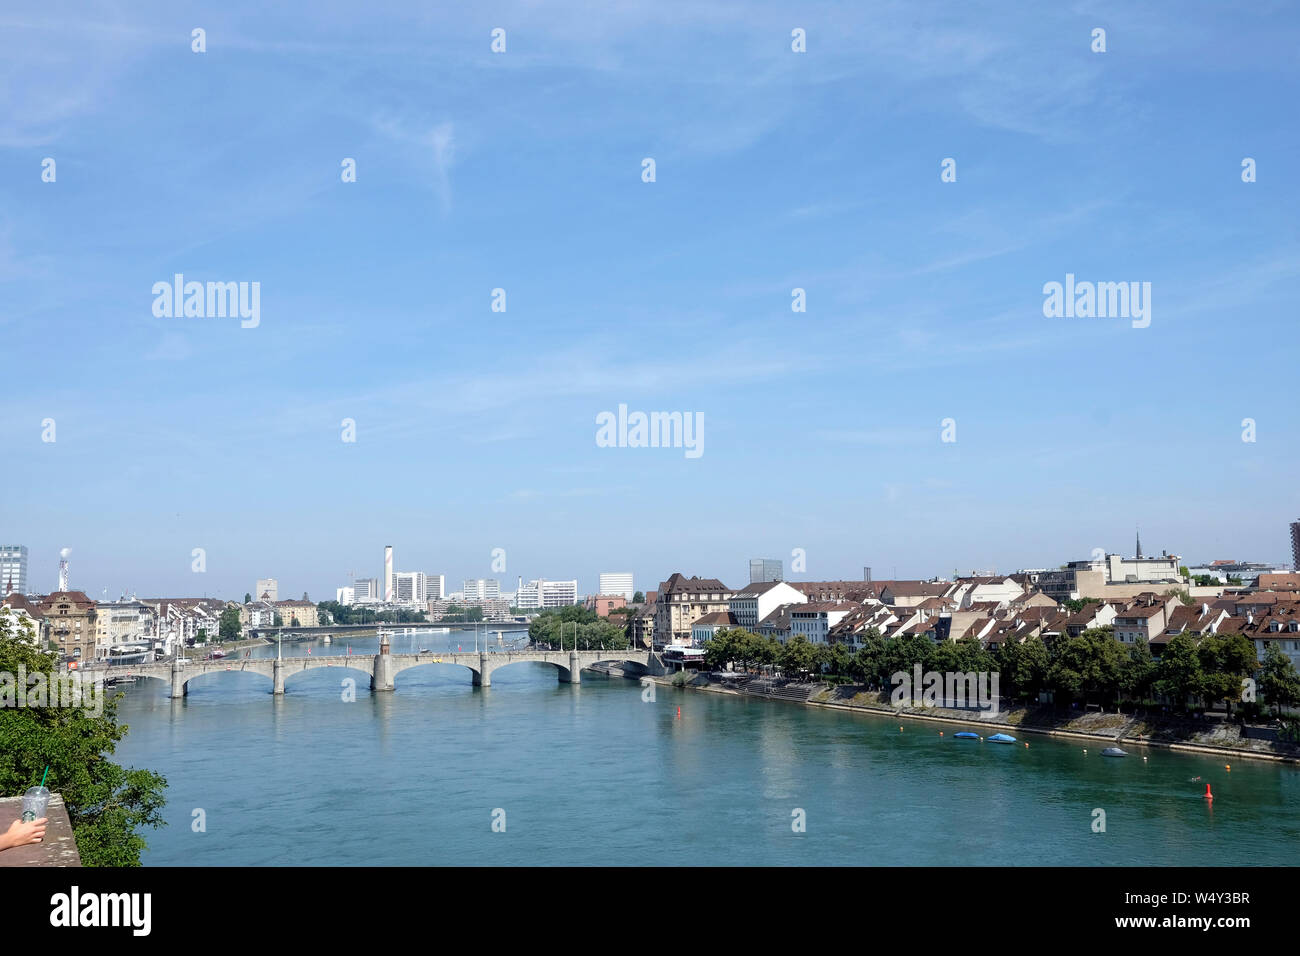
106, 647, 651, 698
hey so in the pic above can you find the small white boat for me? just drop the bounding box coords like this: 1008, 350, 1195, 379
1101, 747, 1128, 757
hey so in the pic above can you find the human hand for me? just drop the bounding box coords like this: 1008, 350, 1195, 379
1, 817, 47, 850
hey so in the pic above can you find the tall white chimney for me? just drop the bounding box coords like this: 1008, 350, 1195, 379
384, 545, 393, 603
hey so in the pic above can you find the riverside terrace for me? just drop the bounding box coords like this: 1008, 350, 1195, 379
84, 641, 652, 697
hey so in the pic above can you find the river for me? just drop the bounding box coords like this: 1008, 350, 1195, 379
110, 630, 1300, 865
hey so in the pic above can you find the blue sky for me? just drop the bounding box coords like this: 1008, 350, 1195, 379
3, 1, 1298, 601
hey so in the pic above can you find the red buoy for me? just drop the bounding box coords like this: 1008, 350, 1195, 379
1204, 783, 1213, 801
676, 706, 681, 718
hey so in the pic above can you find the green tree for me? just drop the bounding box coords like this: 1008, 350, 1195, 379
1047, 628, 1127, 708
632, 591, 645, 604
704, 628, 737, 670
1155, 634, 1204, 712
0, 616, 167, 865
779, 634, 817, 678
881, 634, 934, 684
826, 642, 852, 678
243, 592, 252, 604
528, 606, 627, 650
218, 605, 242, 642
999, 637, 1050, 703
850, 630, 886, 687
1121, 638, 1157, 704
1196, 633, 1257, 714
1259, 643, 1300, 716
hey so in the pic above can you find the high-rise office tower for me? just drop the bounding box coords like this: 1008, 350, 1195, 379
598, 572, 635, 600
0, 545, 29, 595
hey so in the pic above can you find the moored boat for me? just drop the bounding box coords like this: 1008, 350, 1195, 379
954, 732, 981, 739
986, 733, 1017, 744
1101, 747, 1128, 757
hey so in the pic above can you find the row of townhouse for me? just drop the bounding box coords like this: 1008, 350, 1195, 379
643, 572, 1056, 649
635, 568, 1300, 673
144, 598, 229, 652
3, 591, 225, 661
239, 598, 320, 631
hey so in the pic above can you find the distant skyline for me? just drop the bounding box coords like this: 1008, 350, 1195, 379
6, 530, 1297, 604
3, 3, 1298, 599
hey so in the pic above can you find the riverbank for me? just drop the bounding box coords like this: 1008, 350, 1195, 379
654, 673, 1300, 765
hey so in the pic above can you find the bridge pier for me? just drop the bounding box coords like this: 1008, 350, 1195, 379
273, 658, 285, 695
170, 660, 185, 699
474, 653, 490, 688
371, 638, 395, 692
559, 651, 582, 684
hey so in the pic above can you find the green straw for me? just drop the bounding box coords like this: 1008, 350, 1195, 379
38, 766, 48, 789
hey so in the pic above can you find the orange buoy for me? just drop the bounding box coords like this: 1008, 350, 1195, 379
1024, 742, 1029, 748
676, 706, 681, 718
1204, 783, 1213, 800
939, 732, 944, 736
899, 726, 904, 732
1225, 764, 1231, 772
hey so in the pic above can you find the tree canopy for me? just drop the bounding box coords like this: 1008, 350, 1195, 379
529, 606, 628, 650
0, 616, 167, 866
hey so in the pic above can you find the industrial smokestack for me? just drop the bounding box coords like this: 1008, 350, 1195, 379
384, 545, 393, 603
864, 566, 871, 583
58, 547, 70, 592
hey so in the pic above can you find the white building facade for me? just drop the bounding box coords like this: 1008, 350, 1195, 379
598, 572, 635, 601
516, 579, 578, 609
463, 579, 501, 601
789, 603, 856, 644
729, 580, 807, 631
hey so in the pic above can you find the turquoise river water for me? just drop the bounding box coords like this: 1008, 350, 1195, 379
108, 630, 1300, 865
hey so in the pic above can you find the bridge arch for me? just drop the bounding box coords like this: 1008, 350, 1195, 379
483, 657, 574, 684
281, 662, 374, 689
390, 658, 483, 687
180, 668, 274, 695
586, 656, 649, 674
